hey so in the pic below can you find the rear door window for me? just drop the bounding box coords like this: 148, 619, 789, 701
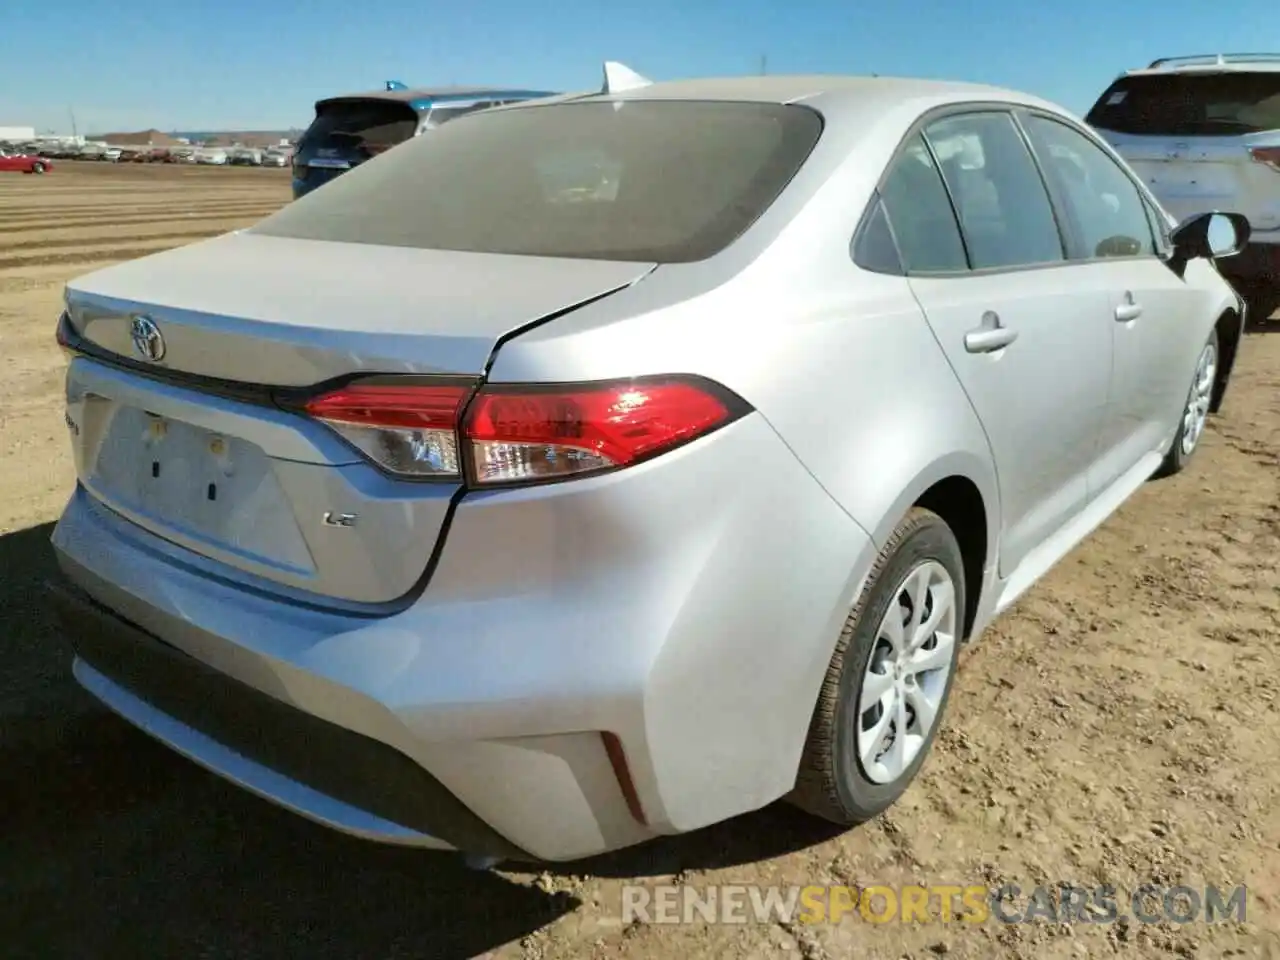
923, 112, 1066, 270
1086, 72, 1280, 136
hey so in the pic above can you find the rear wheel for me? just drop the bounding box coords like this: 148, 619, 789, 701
30, 162, 45, 175
1153, 327, 1218, 479
789, 507, 965, 825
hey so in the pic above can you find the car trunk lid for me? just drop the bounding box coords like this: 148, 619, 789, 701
1096, 131, 1280, 231
66, 231, 654, 383
62, 232, 654, 604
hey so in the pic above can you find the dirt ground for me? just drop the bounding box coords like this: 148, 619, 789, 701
0, 163, 1276, 960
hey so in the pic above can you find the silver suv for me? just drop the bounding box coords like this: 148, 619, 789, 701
1086, 53, 1280, 319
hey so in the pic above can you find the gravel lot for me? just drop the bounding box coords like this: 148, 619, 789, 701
1, 162, 1277, 959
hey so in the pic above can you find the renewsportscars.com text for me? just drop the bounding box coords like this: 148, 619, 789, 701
621, 883, 1248, 926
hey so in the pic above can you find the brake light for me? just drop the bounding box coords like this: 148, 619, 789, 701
303, 377, 745, 485
305, 383, 470, 478
55, 312, 71, 349
1249, 146, 1280, 171
465, 379, 736, 485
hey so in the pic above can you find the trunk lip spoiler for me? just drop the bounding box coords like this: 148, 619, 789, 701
58, 309, 480, 413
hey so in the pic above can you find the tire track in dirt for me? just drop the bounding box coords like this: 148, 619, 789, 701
1, 207, 283, 238
2, 198, 282, 222
1, 227, 255, 256
0, 243, 227, 272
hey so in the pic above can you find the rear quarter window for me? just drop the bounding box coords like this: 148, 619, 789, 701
1086, 72, 1280, 136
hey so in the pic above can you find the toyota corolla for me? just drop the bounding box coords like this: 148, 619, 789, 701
48, 72, 1248, 863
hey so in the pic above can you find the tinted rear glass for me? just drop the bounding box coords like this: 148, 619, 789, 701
299, 99, 419, 154
1086, 72, 1280, 136
252, 100, 824, 263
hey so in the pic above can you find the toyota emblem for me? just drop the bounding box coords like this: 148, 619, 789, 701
129, 315, 165, 362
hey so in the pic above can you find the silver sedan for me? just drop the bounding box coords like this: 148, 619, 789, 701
50, 70, 1247, 863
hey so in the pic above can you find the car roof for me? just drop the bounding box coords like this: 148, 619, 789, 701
508, 75, 1065, 119
1120, 53, 1280, 76
317, 87, 558, 108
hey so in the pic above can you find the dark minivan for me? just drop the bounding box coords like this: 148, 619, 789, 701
291, 83, 558, 199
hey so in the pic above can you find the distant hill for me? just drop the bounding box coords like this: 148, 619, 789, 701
89, 129, 182, 146
175, 130, 303, 147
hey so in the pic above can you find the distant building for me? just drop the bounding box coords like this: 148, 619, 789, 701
0, 125, 36, 142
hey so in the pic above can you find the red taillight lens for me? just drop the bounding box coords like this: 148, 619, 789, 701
463, 379, 735, 485
1249, 146, 1280, 171
55, 312, 71, 349
303, 376, 745, 485
304, 382, 471, 478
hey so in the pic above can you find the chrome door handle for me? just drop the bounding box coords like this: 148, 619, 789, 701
1115, 293, 1143, 322
964, 311, 1018, 353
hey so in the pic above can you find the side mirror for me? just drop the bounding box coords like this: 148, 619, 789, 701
1170, 211, 1251, 262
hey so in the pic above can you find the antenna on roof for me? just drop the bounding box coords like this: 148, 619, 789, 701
602, 61, 652, 94
385, 80, 408, 91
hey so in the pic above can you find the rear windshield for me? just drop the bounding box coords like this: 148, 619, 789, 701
299, 99, 420, 153
251, 100, 824, 263
1086, 72, 1280, 136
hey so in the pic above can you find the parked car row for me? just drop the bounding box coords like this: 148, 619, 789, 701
1, 140, 294, 168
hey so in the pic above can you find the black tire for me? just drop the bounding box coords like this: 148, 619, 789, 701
788, 507, 965, 825
30, 162, 45, 175
1153, 326, 1219, 480
1245, 286, 1279, 326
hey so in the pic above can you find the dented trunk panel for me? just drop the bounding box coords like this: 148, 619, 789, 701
63, 230, 656, 385
57, 233, 654, 603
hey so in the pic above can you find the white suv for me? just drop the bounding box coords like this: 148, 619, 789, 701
1086, 53, 1280, 319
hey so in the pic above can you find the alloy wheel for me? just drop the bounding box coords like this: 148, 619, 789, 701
856, 560, 957, 785
1180, 341, 1217, 457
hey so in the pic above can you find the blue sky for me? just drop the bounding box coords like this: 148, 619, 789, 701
1, 0, 1276, 134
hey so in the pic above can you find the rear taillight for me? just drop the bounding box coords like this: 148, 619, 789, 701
302, 376, 746, 486
305, 382, 470, 478
55, 311, 74, 351
464, 380, 735, 485
1249, 146, 1280, 171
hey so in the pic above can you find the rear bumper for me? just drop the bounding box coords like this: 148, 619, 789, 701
51, 579, 520, 857
50, 413, 876, 861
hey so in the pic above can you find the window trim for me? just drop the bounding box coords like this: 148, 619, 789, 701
1013, 108, 1161, 265
866, 101, 1081, 279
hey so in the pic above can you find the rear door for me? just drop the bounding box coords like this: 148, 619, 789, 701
293, 97, 420, 194
1085, 70, 1280, 236
1021, 111, 1203, 490
884, 112, 1114, 577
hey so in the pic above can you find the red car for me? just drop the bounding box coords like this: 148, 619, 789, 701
0, 147, 53, 174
